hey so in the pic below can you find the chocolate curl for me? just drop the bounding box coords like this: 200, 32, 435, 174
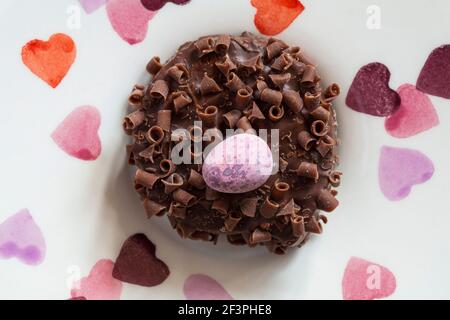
162, 173, 184, 194
269, 73, 291, 89
168, 201, 186, 219
310, 106, 330, 122
188, 169, 206, 190
305, 216, 322, 234
279, 157, 288, 173
145, 125, 165, 145
176, 222, 195, 239
255, 79, 268, 99
304, 91, 322, 111
268, 105, 285, 122
215, 35, 231, 54
146, 56, 162, 75
135, 169, 160, 189
266, 40, 288, 60
224, 212, 242, 232
197, 105, 218, 128
260, 197, 280, 218
126, 144, 135, 165
156, 110, 172, 134
227, 234, 247, 246
167, 63, 189, 84
142, 198, 166, 218
277, 198, 296, 216
215, 56, 236, 77
298, 52, 316, 66
188, 125, 203, 143
291, 215, 305, 237
329, 171, 343, 187
324, 83, 341, 102
301, 65, 317, 85
226, 72, 246, 92
247, 102, 265, 122
212, 198, 230, 215
195, 37, 215, 56
205, 186, 221, 201
236, 116, 253, 131
311, 120, 329, 137
123, 110, 145, 134
235, 86, 253, 109
128, 87, 145, 107
282, 90, 303, 113
271, 53, 294, 71
291, 60, 306, 75
316, 135, 336, 157
139, 145, 157, 163
239, 197, 258, 217
150, 80, 169, 101
159, 159, 176, 177
271, 182, 291, 202
200, 74, 222, 95
240, 55, 263, 73
173, 91, 192, 113
297, 131, 316, 151
261, 88, 283, 107
296, 162, 319, 181
223, 109, 242, 128
249, 228, 272, 244
317, 189, 339, 212
173, 189, 197, 207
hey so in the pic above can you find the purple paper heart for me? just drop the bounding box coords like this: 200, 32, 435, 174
346, 62, 401, 117
79, 0, 108, 14
183, 274, 233, 300
379, 146, 434, 201
417, 44, 450, 99
0, 209, 46, 265
140, 0, 191, 11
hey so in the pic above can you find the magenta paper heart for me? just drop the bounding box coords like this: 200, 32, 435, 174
342, 257, 396, 300
417, 44, 450, 99
0, 209, 46, 266
106, 0, 156, 45
183, 274, 233, 300
346, 62, 401, 117
379, 146, 434, 201
385, 84, 439, 138
79, 0, 108, 14
51, 106, 101, 161
71, 259, 123, 300
140, 0, 190, 11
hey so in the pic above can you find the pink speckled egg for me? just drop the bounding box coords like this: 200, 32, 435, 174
202, 133, 273, 193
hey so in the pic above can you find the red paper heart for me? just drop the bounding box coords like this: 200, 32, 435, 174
21, 33, 76, 88
251, 0, 305, 36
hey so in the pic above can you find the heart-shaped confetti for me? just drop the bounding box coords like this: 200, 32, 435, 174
385, 84, 439, 138
342, 257, 396, 300
140, 0, 190, 11
417, 45, 450, 99
70, 259, 123, 300
112, 234, 170, 287
0, 209, 46, 266
346, 62, 401, 117
184, 274, 233, 300
106, 0, 156, 45
251, 0, 305, 36
21, 33, 76, 88
379, 146, 434, 201
79, 0, 108, 13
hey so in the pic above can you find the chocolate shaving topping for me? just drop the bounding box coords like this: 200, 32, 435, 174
239, 197, 258, 217
146, 56, 162, 75
200, 74, 222, 95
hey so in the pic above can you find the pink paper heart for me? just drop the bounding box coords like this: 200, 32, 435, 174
106, 0, 156, 45
79, 0, 108, 14
346, 62, 401, 117
183, 274, 233, 300
385, 84, 439, 138
71, 259, 123, 300
342, 257, 396, 300
379, 146, 434, 201
51, 106, 102, 161
0, 209, 46, 266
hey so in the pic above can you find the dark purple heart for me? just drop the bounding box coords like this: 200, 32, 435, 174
112, 234, 170, 287
346, 62, 401, 117
417, 45, 450, 99
141, 0, 191, 11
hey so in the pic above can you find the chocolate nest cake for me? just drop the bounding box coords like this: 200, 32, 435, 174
123, 32, 342, 254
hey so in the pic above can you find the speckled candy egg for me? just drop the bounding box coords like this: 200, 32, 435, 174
202, 134, 274, 193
